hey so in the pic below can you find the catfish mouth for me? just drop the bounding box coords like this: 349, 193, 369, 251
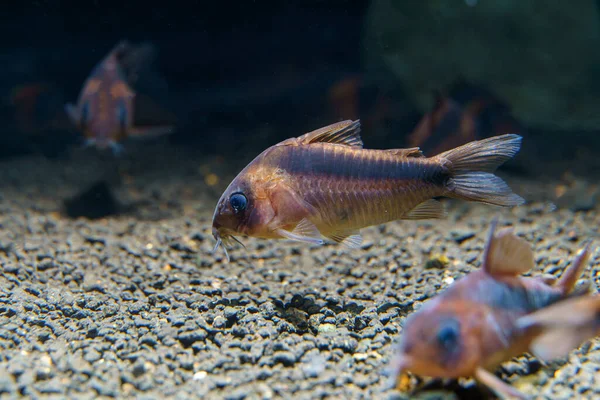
212, 226, 245, 262
384, 352, 413, 391
389, 351, 457, 381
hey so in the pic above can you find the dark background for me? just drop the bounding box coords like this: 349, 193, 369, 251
1, 1, 398, 158
1, 1, 600, 180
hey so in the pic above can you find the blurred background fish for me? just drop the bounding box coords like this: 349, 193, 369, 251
2, 82, 76, 158
407, 80, 524, 156
10, 83, 68, 135
65, 40, 176, 153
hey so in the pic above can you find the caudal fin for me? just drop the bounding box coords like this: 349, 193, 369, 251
516, 295, 600, 361
436, 134, 524, 207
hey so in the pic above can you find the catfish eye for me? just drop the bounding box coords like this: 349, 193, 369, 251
436, 318, 461, 352
229, 193, 247, 213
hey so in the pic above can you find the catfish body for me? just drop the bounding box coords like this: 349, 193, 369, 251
212, 120, 523, 259
390, 219, 596, 399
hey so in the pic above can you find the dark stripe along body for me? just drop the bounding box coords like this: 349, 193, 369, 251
265, 143, 449, 233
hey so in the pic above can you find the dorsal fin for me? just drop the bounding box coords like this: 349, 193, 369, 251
482, 218, 535, 276
386, 147, 425, 158
296, 120, 363, 148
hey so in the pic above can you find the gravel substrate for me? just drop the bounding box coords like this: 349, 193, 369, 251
0, 145, 598, 399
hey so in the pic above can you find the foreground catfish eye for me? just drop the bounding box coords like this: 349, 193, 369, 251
229, 193, 247, 213
436, 318, 460, 351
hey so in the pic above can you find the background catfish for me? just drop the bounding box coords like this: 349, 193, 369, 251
212, 119, 524, 259
65, 40, 175, 153
388, 219, 597, 399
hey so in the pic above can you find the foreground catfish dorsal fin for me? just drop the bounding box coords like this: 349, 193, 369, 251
386, 147, 425, 158
295, 120, 363, 148
276, 218, 324, 245
482, 218, 535, 276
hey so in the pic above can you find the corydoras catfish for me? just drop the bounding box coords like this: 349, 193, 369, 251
65, 40, 174, 153
212, 120, 524, 260
389, 219, 597, 399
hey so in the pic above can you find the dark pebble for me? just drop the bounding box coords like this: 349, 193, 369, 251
83, 349, 101, 363
224, 388, 248, 400
35, 376, 64, 394
0, 371, 16, 393
272, 351, 297, 366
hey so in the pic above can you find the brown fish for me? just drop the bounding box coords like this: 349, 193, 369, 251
407, 93, 478, 156
389, 219, 597, 399
212, 120, 524, 260
407, 83, 523, 157
9, 83, 69, 135
65, 40, 174, 153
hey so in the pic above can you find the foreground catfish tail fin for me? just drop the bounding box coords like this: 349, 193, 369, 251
516, 295, 600, 362
436, 134, 524, 207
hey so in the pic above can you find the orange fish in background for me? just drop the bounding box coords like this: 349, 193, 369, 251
327, 75, 404, 140
9, 82, 72, 135
65, 40, 175, 153
407, 93, 476, 156
3, 82, 77, 157
389, 218, 597, 399
408, 83, 523, 157
211, 120, 524, 261
328, 75, 361, 121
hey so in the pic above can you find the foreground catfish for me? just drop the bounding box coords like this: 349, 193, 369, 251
389, 219, 597, 399
212, 119, 523, 259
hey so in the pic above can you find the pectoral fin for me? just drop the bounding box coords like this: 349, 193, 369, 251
482, 218, 534, 276
517, 295, 600, 361
529, 327, 585, 362
475, 368, 530, 400
276, 218, 324, 245
65, 103, 81, 126
109, 141, 125, 156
